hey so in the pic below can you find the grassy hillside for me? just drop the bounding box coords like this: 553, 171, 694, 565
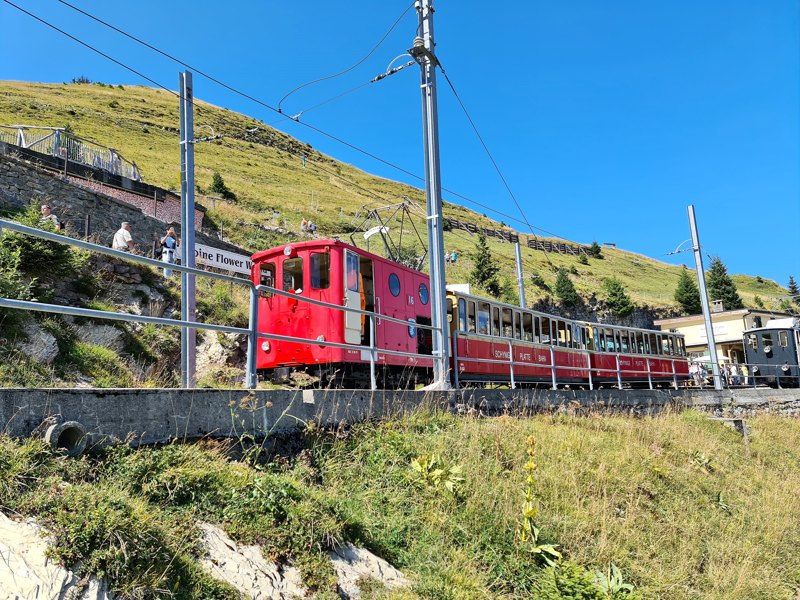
2, 408, 799, 598
0, 80, 790, 311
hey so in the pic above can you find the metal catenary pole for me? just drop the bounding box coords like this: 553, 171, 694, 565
179, 71, 197, 388
688, 204, 722, 390
411, 0, 450, 388
515, 241, 526, 308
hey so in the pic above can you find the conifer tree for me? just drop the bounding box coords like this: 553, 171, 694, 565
788, 276, 799, 307
469, 232, 501, 297
603, 277, 635, 320
210, 172, 236, 201
553, 268, 581, 308
706, 256, 743, 310
673, 267, 702, 315
589, 241, 603, 259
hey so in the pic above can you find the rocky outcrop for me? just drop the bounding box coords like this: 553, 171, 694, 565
15, 322, 58, 365
75, 323, 125, 353
198, 522, 306, 599
0, 513, 112, 600
329, 543, 410, 598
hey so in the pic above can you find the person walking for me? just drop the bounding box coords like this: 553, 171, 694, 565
112, 222, 136, 252
741, 364, 749, 386
159, 226, 178, 277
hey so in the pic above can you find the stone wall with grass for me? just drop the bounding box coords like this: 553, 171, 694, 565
0, 152, 245, 257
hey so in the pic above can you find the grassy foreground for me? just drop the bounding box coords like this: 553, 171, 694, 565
1, 408, 799, 599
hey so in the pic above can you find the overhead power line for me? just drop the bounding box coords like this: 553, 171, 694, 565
438, 65, 560, 271
12, 0, 582, 245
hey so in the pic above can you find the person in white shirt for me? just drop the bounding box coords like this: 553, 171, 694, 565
39, 204, 60, 229
112, 222, 135, 252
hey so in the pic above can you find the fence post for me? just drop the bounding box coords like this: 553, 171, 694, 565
246, 286, 259, 389
550, 346, 557, 390
452, 330, 460, 390
508, 339, 516, 390
586, 351, 593, 391
84, 214, 91, 239
646, 358, 653, 390
671, 359, 678, 389
615, 354, 623, 389
369, 314, 377, 390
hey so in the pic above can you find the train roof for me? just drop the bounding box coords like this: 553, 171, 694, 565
251, 238, 426, 276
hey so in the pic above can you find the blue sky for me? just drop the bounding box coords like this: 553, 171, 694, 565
1, 0, 798, 287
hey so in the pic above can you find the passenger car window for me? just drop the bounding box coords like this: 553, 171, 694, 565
259, 262, 275, 297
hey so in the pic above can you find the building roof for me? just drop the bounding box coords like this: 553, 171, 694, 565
655, 308, 793, 327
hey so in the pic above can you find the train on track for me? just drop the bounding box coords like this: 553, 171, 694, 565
251, 240, 689, 388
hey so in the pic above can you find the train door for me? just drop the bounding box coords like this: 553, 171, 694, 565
344, 250, 361, 344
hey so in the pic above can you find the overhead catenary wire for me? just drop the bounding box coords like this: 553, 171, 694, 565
438, 64, 558, 272
276, 2, 415, 114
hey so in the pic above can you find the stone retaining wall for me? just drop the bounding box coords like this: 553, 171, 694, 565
1, 387, 796, 447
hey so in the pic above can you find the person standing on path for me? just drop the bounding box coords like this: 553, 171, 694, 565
160, 226, 179, 277
112, 222, 136, 252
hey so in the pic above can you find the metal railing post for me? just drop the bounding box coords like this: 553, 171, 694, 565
452, 330, 460, 390
508, 340, 516, 390
246, 286, 258, 389
369, 315, 377, 390
646, 358, 653, 390
671, 359, 678, 389
615, 354, 623, 389
586, 351, 593, 391
550, 346, 557, 390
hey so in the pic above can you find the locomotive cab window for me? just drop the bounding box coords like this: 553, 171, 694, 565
419, 283, 429, 305
458, 298, 467, 332
310, 252, 330, 289
283, 257, 303, 292
346, 252, 360, 292
447, 298, 454, 324
259, 262, 276, 297
779, 331, 789, 348
747, 333, 758, 350
388, 273, 401, 297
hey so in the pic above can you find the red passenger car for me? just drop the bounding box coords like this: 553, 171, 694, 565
251, 240, 689, 388
251, 240, 434, 387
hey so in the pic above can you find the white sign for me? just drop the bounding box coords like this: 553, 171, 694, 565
195, 244, 253, 275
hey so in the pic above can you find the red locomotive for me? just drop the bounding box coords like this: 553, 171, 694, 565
251, 239, 689, 388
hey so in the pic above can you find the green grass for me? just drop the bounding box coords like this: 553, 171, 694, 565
1, 80, 789, 311
2, 410, 799, 598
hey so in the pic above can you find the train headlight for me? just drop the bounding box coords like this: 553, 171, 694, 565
283, 246, 295, 257
261, 341, 271, 352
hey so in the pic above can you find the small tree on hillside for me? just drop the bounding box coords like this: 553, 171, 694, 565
674, 266, 702, 315
706, 256, 743, 310
788, 276, 799, 307
500, 277, 519, 306
553, 268, 581, 309
604, 278, 635, 320
210, 172, 236, 201
588, 241, 603, 259
469, 232, 501, 297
